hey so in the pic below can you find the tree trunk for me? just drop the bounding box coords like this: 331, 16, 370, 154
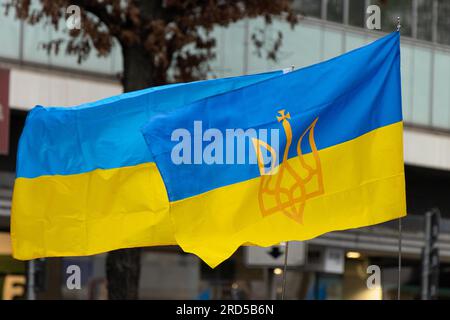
106, 248, 142, 299
121, 45, 159, 92
105, 44, 159, 300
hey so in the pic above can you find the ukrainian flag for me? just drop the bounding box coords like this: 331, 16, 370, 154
11, 70, 284, 260
142, 32, 406, 268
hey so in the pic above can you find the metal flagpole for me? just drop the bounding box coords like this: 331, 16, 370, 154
396, 16, 402, 301
398, 216, 402, 300
280, 65, 295, 301
27, 260, 35, 300
281, 242, 289, 300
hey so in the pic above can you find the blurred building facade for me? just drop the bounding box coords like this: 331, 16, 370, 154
0, 0, 450, 299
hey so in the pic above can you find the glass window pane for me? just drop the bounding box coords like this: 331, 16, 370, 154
293, 0, 322, 19
49, 18, 119, 74
377, 0, 412, 37
437, 0, 450, 45
275, 23, 323, 69
417, 0, 433, 41
0, 13, 21, 59
431, 51, 450, 129
411, 47, 432, 126
323, 29, 343, 60
400, 44, 413, 123
349, 0, 365, 27
327, 0, 344, 23
22, 19, 52, 65
345, 33, 366, 52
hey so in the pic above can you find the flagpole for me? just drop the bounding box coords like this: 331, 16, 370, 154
281, 65, 295, 301
281, 241, 289, 300
396, 16, 402, 301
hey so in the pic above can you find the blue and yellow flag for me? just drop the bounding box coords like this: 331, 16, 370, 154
11, 70, 284, 260
142, 32, 406, 268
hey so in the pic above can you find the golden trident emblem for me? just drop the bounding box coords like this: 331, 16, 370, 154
251, 110, 324, 223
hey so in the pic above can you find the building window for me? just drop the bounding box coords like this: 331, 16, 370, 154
348, 0, 365, 28
417, 0, 433, 42
293, 0, 450, 47
377, 0, 412, 37
327, 0, 344, 23
293, 0, 322, 19
437, 0, 450, 45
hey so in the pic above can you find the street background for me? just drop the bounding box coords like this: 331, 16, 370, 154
0, 0, 450, 300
